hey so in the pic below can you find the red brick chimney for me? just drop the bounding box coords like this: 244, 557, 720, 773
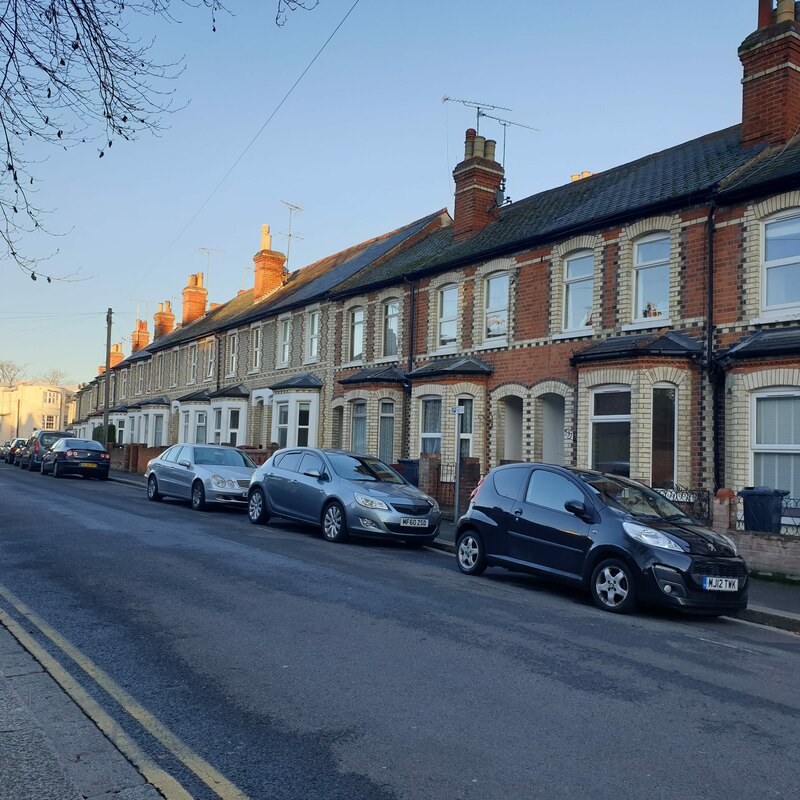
182, 273, 208, 325
130, 320, 150, 353
97, 344, 124, 375
740, 0, 800, 146
253, 225, 287, 301
153, 300, 176, 340
452, 128, 505, 242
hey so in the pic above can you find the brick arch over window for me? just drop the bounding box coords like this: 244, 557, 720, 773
530, 379, 575, 465
617, 214, 680, 326
724, 366, 800, 493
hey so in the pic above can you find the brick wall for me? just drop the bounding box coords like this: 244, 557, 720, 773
727, 531, 800, 580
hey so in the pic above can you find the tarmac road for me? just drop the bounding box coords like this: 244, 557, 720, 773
1, 463, 799, 799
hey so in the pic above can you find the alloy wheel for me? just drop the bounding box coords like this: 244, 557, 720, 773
594, 565, 630, 609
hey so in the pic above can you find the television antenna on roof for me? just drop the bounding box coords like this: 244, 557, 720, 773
198, 246, 225, 297
279, 200, 304, 272
442, 96, 513, 135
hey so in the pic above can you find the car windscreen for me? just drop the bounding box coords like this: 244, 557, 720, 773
41, 433, 67, 447
194, 447, 255, 468
328, 453, 405, 484
62, 439, 104, 450
577, 473, 691, 521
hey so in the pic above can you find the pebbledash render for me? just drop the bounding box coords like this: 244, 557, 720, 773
75, 0, 800, 502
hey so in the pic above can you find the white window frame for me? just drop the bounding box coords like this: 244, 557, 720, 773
137, 365, 144, 395
350, 400, 367, 453
156, 354, 164, 389
563, 250, 594, 333
751, 388, 800, 499
188, 344, 198, 384
270, 393, 319, 449
457, 396, 474, 458
250, 325, 262, 372
278, 317, 291, 367
762, 209, 800, 315
483, 272, 509, 343
226, 332, 238, 376
44, 390, 59, 405
632, 232, 670, 322
305, 309, 320, 363
588, 385, 632, 474
349, 306, 364, 363
205, 339, 215, 381
437, 285, 458, 351
420, 396, 443, 455
43, 414, 57, 430
120, 372, 128, 399
275, 401, 289, 448
378, 400, 395, 464
382, 299, 399, 358
170, 351, 179, 387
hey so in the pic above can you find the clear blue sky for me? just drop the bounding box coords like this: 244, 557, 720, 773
2, 0, 757, 383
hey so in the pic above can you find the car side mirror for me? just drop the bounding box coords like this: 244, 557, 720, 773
304, 468, 322, 479
178, 459, 191, 468
564, 499, 589, 518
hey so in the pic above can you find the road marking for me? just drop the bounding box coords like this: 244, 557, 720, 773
0, 583, 251, 800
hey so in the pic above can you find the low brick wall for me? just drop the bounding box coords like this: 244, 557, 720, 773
239, 445, 277, 466
727, 531, 800, 580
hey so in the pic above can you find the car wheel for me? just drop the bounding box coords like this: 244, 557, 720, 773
456, 529, 487, 576
191, 481, 206, 511
147, 475, 162, 502
40, 462, 48, 475
248, 487, 269, 525
321, 501, 349, 543
590, 558, 637, 614
53, 462, 61, 479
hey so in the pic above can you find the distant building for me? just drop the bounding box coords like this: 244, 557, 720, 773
0, 383, 77, 442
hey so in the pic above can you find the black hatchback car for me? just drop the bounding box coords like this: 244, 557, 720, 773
455, 463, 748, 615
41, 438, 110, 479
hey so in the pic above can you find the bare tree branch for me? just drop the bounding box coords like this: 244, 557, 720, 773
0, 358, 26, 386
1, 1, 317, 281
38, 367, 69, 384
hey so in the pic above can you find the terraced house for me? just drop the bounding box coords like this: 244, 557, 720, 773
76, 0, 800, 502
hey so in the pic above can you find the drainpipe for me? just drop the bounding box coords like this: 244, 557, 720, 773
405, 277, 416, 377
705, 202, 722, 493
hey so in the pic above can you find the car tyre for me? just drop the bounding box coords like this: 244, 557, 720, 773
321, 501, 349, 543
53, 462, 61, 479
147, 475, 162, 502
590, 558, 637, 614
248, 487, 269, 525
456, 529, 487, 575
40, 462, 48, 475
191, 480, 206, 511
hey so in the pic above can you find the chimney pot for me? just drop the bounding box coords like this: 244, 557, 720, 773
464, 128, 477, 159
777, 0, 795, 23
130, 319, 150, 353
484, 139, 497, 161
473, 135, 486, 159
261, 224, 272, 252
253, 223, 287, 301
758, 0, 774, 27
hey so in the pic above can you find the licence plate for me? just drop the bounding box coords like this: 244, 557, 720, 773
702, 577, 738, 591
80, 462, 97, 468
400, 518, 429, 528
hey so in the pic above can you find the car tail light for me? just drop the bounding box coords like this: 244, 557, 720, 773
100, 453, 109, 460
469, 477, 485, 503
66, 450, 77, 457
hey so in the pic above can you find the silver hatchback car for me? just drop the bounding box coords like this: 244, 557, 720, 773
145, 443, 256, 511
247, 448, 441, 544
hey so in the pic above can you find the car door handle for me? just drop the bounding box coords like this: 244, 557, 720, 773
513, 508, 523, 516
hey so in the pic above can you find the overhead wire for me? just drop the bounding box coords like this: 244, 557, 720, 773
126, 0, 364, 300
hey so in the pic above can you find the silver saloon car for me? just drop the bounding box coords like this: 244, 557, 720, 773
247, 448, 441, 544
145, 444, 256, 511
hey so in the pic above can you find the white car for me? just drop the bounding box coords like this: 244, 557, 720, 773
145, 443, 256, 511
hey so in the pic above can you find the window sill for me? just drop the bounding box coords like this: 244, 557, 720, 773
750, 310, 800, 325
276, 363, 289, 370
552, 328, 593, 341
432, 346, 457, 356
302, 357, 319, 366
621, 317, 672, 332
373, 355, 399, 364
341, 360, 364, 369
474, 339, 508, 351
247, 369, 260, 375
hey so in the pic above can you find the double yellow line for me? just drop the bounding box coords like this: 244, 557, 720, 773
0, 583, 250, 800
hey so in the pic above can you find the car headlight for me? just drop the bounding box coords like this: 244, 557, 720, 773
211, 475, 226, 488
354, 493, 389, 510
623, 521, 685, 552
718, 533, 738, 556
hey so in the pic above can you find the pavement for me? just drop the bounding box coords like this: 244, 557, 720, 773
0, 467, 796, 799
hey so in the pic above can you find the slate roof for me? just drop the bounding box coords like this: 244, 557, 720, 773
718, 327, 800, 362
208, 384, 249, 399
177, 389, 211, 403
338, 366, 408, 385
407, 355, 493, 379
571, 330, 703, 364
330, 126, 771, 289
268, 373, 324, 391
138, 395, 171, 406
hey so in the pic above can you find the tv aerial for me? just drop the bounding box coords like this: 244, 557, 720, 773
280, 200, 305, 272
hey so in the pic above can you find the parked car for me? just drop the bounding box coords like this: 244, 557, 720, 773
18, 430, 71, 471
3, 438, 25, 464
455, 463, 748, 615
41, 438, 110, 479
145, 444, 257, 511
247, 448, 441, 545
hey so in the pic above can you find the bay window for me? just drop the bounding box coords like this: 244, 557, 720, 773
590, 387, 631, 477
379, 401, 394, 463
351, 401, 367, 453
651, 386, 676, 488
420, 397, 442, 454
753, 391, 800, 499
